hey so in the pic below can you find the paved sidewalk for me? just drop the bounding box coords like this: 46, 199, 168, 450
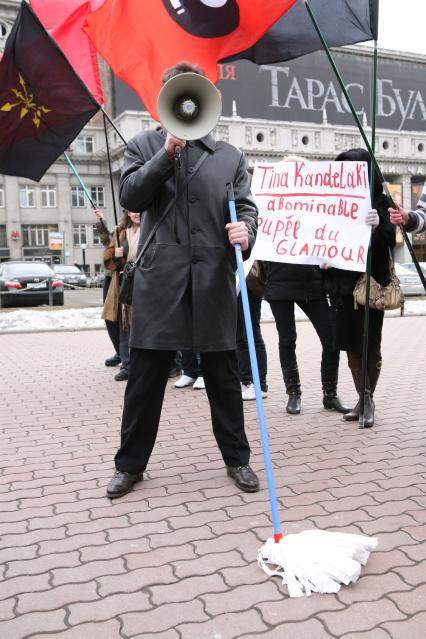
0, 317, 425, 639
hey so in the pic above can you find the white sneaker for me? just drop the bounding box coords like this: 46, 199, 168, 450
241, 383, 256, 401
241, 383, 268, 401
174, 374, 196, 388
192, 376, 205, 390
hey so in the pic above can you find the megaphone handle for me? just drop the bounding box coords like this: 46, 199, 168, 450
174, 146, 181, 169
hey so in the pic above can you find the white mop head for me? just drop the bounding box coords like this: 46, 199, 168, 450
257, 529, 378, 597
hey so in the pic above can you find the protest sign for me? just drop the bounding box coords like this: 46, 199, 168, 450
251, 160, 372, 272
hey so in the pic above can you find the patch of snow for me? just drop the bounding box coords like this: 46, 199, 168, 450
0, 298, 424, 333
0, 307, 104, 333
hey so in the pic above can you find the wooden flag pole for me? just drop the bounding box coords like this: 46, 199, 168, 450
302, 0, 426, 292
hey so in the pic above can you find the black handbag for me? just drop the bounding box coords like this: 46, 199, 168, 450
118, 150, 209, 306
119, 261, 136, 306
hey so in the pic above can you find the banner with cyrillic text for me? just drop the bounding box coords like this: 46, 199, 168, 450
251, 160, 372, 272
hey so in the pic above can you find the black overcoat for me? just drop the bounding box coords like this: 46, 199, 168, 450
119, 129, 258, 352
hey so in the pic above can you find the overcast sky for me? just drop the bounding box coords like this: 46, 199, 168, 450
362, 0, 426, 56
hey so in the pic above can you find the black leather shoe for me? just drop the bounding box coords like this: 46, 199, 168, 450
105, 354, 121, 367
114, 369, 129, 381
106, 470, 143, 498
226, 465, 259, 492
323, 394, 351, 414
343, 400, 360, 421
286, 393, 301, 414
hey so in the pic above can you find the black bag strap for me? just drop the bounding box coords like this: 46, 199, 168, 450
132, 149, 209, 267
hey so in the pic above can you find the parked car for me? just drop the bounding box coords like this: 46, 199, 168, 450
401, 261, 426, 277
0, 261, 64, 308
52, 264, 87, 287
395, 263, 426, 296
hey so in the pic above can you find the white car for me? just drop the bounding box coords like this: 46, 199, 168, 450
401, 261, 426, 277
395, 263, 426, 296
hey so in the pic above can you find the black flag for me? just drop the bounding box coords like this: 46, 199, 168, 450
225, 0, 378, 65
0, 2, 100, 182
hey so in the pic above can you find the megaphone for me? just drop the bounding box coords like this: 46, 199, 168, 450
157, 72, 222, 141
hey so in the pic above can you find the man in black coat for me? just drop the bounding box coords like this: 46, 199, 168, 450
107, 61, 259, 499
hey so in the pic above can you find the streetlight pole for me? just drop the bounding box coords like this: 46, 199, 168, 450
81, 243, 87, 275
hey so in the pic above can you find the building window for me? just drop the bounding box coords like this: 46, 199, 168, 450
0, 20, 10, 38
41, 185, 56, 208
0, 225, 6, 247
71, 186, 86, 208
90, 186, 105, 208
0, 188, 4, 208
75, 135, 95, 153
22, 224, 58, 247
19, 185, 36, 208
92, 223, 101, 245
73, 224, 87, 245
94, 263, 102, 274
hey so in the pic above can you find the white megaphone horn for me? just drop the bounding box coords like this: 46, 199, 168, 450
157, 72, 222, 141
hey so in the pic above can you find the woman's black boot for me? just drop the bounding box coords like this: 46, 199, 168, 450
284, 369, 301, 414
357, 353, 380, 428
343, 399, 360, 421
359, 392, 375, 428
321, 349, 350, 413
287, 392, 302, 414
322, 383, 351, 413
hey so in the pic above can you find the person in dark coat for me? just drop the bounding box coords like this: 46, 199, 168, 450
106, 61, 259, 499
263, 158, 348, 416
325, 148, 396, 427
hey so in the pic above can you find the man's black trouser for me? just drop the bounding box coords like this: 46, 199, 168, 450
236, 292, 268, 392
114, 348, 251, 474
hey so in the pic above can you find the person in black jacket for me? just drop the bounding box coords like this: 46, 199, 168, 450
325, 148, 396, 427
264, 155, 348, 416
106, 61, 260, 499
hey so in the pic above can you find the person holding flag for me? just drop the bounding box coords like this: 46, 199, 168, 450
325, 149, 396, 427
388, 185, 426, 235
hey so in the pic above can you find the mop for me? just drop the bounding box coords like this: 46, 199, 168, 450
227, 183, 378, 597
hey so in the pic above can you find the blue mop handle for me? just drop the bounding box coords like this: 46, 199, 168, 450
227, 183, 283, 541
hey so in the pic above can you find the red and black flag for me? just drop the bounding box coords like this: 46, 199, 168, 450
85, 0, 298, 120
0, 2, 100, 182
226, 0, 379, 65
29, 0, 105, 103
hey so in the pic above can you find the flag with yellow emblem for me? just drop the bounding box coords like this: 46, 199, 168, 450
0, 2, 100, 182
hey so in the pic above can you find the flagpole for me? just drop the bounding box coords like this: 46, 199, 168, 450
359, 38, 378, 428
102, 112, 121, 247
64, 152, 96, 208
302, 0, 426, 293
64, 150, 121, 249
101, 106, 127, 146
